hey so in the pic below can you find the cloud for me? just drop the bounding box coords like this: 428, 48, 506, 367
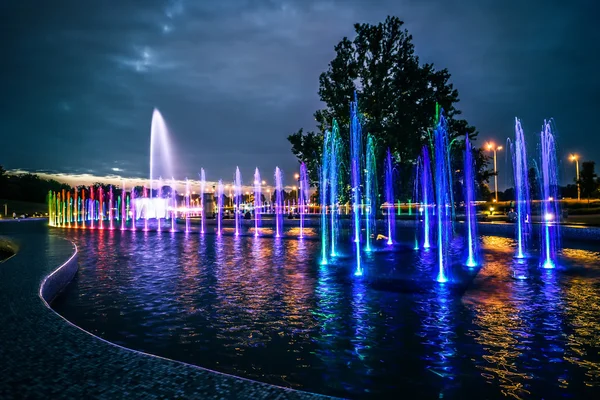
1, 0, 598, 189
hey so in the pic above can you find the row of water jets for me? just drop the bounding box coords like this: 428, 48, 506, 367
320, 96, 560, 281
49, 103, 560, 282
48, 164, 312, 238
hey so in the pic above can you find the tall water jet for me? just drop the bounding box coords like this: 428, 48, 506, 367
253, 168, 262, 237
511, 118, 532, 259
463, 135, 478, 267
329, 121, 340, 257
433, 110, 453, 283
539, 120, 560, 269
234, 167, 242, 236
199, 169, 206, 234
364, 135, 377, 252
299, 163, 309, 239
384, 148, 395, 245
274, 167, 283, 238
149, 109, 175, 198
320, 129, 331, 264
350, 93, 362, 248
420, 146, 433, 249
217, 180, 224, 236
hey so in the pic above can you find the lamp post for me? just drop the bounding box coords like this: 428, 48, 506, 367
487, 142, 503, 202
570, 154, 580, 201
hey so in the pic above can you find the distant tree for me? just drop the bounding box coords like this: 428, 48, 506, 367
288, 16, 491, 202
579, 161, 598, 203
500, 187, 515, 202
528, 167, 539, 200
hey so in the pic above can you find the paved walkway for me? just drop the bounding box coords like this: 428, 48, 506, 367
0, 220, 333, 399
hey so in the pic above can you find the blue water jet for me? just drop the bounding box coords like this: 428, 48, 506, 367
420, 146, 433, 249
433, 110, 453, 283
384, 148, 395, 246
350, 94, 362, 276
510, 118, 531, 259
539, 120, 560, 269
463, 135, 478, 267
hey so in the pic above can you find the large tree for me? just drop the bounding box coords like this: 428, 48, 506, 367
288, 16, 490, 200
579, 161, 598, 202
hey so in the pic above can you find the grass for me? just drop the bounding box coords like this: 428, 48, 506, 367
0, 199, 47, 218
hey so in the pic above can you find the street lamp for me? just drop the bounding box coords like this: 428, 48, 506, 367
570, 154, 580, 201
486, 142, 503, 202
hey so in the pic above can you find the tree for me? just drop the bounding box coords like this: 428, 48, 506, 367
579, 161, 598, 203
288, 16, 490, 201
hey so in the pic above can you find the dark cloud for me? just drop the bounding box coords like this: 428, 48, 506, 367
1, 0, 598, 188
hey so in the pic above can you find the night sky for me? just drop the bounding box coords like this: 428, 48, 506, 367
2, 0, 599, 189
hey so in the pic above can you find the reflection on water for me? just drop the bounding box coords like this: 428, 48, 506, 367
52, 230, 600, 399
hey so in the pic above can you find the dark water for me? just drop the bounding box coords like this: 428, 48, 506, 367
52, 227, 600, 399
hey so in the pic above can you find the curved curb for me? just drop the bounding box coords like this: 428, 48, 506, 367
39, 238, 338, 400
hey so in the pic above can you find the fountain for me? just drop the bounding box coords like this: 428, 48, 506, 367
170, 178, 176, 232
121, 181, 126, 230
46, 102, 571, 288
185, 178, 191, 233
253, 168, 261, 237
329, 121, 340, 257
433, 110, 453, 283
364, 135, 377, 252
199, 169, 206, 234
384, 148, 395, 246
234, 167, 242, 236
299, 163, 309, 239
350, 93, 362, 247
539, 120, 560, 268
149, 109, 175, 197
217, 180, 224, 236
274, 167, 283, 238
463, 135, 478, 267
320, 130, 330, 264
109, 186, 114, 230
420, 146, 433, 249
511, 118, 532, 259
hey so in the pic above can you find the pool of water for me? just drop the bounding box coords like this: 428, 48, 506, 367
52, 227, 600, 399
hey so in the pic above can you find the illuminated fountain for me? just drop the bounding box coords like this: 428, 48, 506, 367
384, 148, 395, 246
419, 146, 433, 249
539, 120, 560, 268
274, 167, 283, 238
463, 135, 478, 267
217, 180, 223, 236
253, 168, 261, 237
234, 167, 242, 236
299, 163, 309, 239
199, 169, 206, 234
433, 110, 453, 283
510, 118, 531, 259
364, 135, 377, 252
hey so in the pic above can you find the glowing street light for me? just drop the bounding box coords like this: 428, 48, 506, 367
486, 142, 503, 202
570, 154, 580, 201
